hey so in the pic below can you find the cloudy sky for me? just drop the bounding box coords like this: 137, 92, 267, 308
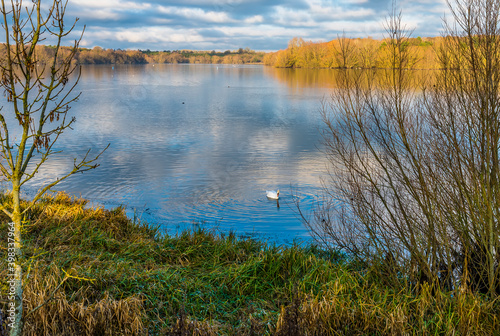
64, 0, 449, 51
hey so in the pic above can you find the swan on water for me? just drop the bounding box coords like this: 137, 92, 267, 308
266, 190, 279, 199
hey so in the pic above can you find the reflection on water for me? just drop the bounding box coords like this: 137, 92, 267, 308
264, 67, 340, 90
14, 64, 339, 243
265, 67, 435, 93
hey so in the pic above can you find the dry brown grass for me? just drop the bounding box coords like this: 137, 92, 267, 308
162, 310, 220, 336
275, 275, 500, 336
21, 265, 145, 336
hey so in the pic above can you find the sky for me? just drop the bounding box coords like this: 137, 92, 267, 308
63, 0, 450, 51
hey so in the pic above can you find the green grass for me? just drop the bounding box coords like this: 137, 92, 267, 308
1, 192, 499, 335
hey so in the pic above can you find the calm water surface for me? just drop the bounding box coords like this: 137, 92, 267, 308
22, 64, 337, 242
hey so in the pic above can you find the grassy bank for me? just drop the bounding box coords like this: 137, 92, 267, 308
0, 193, 499, 335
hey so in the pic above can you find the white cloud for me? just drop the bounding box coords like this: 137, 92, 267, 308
307, 0, 375, 21
217, 24, 309, 39
71, 0, 151, 11
82, 10, 122, 21
272, 7, 316, 27
321, 20, 384, 37
69, 0, 151, 21
85, 27, 205, 45
340, 0, 369, 4
158, 6, 233, 23
245, 15, 264, 24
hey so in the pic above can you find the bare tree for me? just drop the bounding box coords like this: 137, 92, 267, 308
304, 0, 500, 297
0, 1, 105, 334
334, 31, 358, 68
425, 0, 500, 295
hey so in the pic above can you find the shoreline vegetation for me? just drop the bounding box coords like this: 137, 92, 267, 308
1, 193, 498, 335
30, 45, 267, 65
17, 35, 439, 68
263, 36, 438, 69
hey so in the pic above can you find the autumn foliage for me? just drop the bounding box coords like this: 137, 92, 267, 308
264, 36, 440, 69
26, 45, 266, 65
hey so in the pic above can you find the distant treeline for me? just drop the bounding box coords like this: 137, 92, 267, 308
263, 36, 440, 69
32, 45, 265, 65
142, 48, 265, 64
6, 38, 443, 68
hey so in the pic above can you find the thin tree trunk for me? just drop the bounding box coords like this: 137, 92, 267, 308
9, 183, 23, 336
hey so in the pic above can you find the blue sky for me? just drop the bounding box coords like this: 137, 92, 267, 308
65, 0, 449, 51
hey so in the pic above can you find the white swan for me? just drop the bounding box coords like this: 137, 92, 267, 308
266, 189, 280, 199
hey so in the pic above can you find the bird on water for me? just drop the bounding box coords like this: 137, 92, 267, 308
266, 190, 279, 200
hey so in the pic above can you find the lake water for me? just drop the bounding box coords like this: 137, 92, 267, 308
19, 64, 337, 243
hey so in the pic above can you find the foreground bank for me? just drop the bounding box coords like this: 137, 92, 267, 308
0, 193, 498, 335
